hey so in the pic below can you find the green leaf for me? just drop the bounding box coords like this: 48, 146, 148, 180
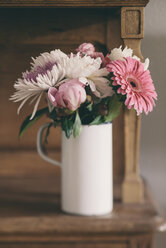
19, 107, 49, 138
49, 108, 57, 121
44, 122, 53, 145
61, 117, 74, 139
73, 111, 82, 138
104, 94, 122, 123
90, 115, 103, 125
86, 102, 93, 111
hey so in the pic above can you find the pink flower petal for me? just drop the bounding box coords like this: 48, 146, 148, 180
107, 57, 157, 115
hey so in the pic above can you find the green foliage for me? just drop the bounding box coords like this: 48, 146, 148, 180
78, 100, 95, 125
19, 107, 49, 138
48, 108, 57, 121
61, 115, 75, 139
90, 115, 103, 125
73, 111, 82, 138
104, 94, 122, 123
86, 102, 93, 111
44, 122, 53, 144
18, 91, 123, 140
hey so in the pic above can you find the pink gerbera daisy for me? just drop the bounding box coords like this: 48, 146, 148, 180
107, 57, 157, 115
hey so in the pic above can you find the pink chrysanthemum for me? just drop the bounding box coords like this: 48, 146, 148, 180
107, 57, 157, 115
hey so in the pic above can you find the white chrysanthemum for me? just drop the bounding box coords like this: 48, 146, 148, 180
31, 49, 67, 68
108, 46, 149, 71
10, 51, 114, 119
62, 53, 113, 98
10, 50, 67, 119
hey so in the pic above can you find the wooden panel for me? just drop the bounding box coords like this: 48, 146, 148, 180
0, 0, 150, 8
0, 151, 61, 178
125, 10, 141, 35
0, 243, 128, 248
106, 8, 124, 189
0, 9, 106, 45
121, 7, 144, 39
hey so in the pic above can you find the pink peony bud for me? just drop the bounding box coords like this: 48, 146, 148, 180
76, 43, 95, 55
76, 43, 108, 68
48, 79, 86, 111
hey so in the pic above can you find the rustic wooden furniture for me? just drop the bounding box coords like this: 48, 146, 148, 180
0, 0, 165, 247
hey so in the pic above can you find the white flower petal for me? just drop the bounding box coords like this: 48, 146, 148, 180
143, 58, 150, 70
11, 53, 68, 115
87, 79, 97, 92
91, 67, 109, 77
122, 46, 133, 57
29, 94, 40, 105
17, 95, 32, 115
46, 95, 54, 113
108, 46, 125, 61
132, 55, 140, 61
109, 46, 134, 61
79, 77, 88, 85
91, 78, 114, 98
108, 46, 150, 72
30, 92, 43, 120
31, 49, 67, 69
64, 53, 102, 79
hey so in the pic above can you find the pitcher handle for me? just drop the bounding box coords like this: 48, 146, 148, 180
37, 123, 61, 166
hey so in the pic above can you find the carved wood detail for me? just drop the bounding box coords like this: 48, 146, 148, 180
121, 7, 144, 203
121, 7, 144, 38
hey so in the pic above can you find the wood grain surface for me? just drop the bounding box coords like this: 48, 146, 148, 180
121, 7, 144, 203
0, 0, 150, 8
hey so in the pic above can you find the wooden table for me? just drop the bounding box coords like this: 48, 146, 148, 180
0, 151, 164, 248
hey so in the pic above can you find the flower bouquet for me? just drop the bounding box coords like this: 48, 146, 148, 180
10, 43, 157, 216
10, 43, 157, 139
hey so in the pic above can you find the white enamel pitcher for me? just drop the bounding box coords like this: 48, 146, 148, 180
37, 123, 113, 216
